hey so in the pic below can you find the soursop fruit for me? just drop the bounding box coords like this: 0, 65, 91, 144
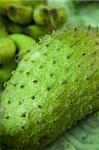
0, 25, 99, 149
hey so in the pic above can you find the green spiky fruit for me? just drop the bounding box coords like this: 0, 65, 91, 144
0, 25, 99, 149
33, 5, 50, 26
7, 4, 32, 25
0, 38, 16, 64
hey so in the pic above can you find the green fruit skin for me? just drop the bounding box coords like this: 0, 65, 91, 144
0, 60, 17, 83
9, 33, 36, 56
24, 25, 49, 41
0, 38, 16, 64
7, 4, 33, 25
0, 25, 99, 149
33, 5, 50, 26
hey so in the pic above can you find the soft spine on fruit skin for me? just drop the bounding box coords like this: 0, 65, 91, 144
0, 25, 99, 149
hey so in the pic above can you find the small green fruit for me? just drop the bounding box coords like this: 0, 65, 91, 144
33, 5, 50, 25
7, 4, 32, 25
0, 38, 16, 64
50, 8, 67, 29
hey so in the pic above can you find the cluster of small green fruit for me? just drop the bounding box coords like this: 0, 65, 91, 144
0, 0, 67, 84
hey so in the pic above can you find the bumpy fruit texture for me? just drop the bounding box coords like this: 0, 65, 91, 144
10, 33, 36, 56
50, 8, 67, 29
0, 25, 99, 149
0, 60, 17, 83
7, 4, 32, 25
0, 38, 16, 64
33, 5, 50, 26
